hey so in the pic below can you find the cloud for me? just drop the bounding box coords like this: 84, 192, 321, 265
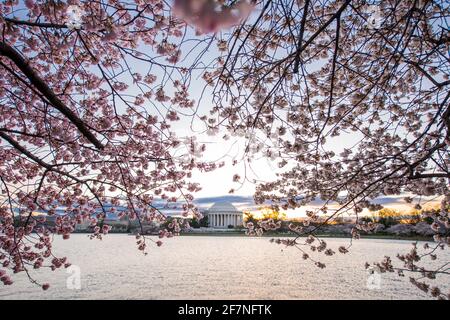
158, 194, 419, 216
193, 195, 253, 204
160, 194, 418, 215
35, 194, 439, 219
370, 196, 406, 205
157, 195, 257, 216
194, 195, 255, 208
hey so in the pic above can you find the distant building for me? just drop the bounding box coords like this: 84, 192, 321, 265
205, 202, 243, 228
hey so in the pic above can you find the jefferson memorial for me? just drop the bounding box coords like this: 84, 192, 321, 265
205, 202, 243, 228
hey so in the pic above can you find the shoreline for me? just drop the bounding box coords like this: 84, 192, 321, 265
177, 232, 432, 241
70, 231, 434, 241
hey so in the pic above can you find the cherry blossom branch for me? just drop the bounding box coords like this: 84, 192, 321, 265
0, 42, 104, 150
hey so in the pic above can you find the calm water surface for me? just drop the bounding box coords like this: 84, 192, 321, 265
0, 235, 448, 299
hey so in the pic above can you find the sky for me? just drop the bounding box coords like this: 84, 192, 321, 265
7, 1, 442, 218
104, 6, 440, 218
161, 193, 440, 218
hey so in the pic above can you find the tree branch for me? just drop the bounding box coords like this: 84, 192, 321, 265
293, 0, 310, 73
293, 0, 350, 73
3, 17, 68, 29
0, 42, 104, 150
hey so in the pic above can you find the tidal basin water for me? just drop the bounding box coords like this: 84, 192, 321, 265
0, 235, 448, 299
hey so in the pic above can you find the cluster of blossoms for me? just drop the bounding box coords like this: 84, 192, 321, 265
173, 0, 255, 34
354, 221, 377, 233
0, 269, 13, 285
366, 199, 450, 299
252, 217, 352, 270
0, 0, 223, 288
205, 0, 449, 299
167, 218, 184, 235
258, 218, 282, 231
244, 218, 282, 236
243, 221, 261, 236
